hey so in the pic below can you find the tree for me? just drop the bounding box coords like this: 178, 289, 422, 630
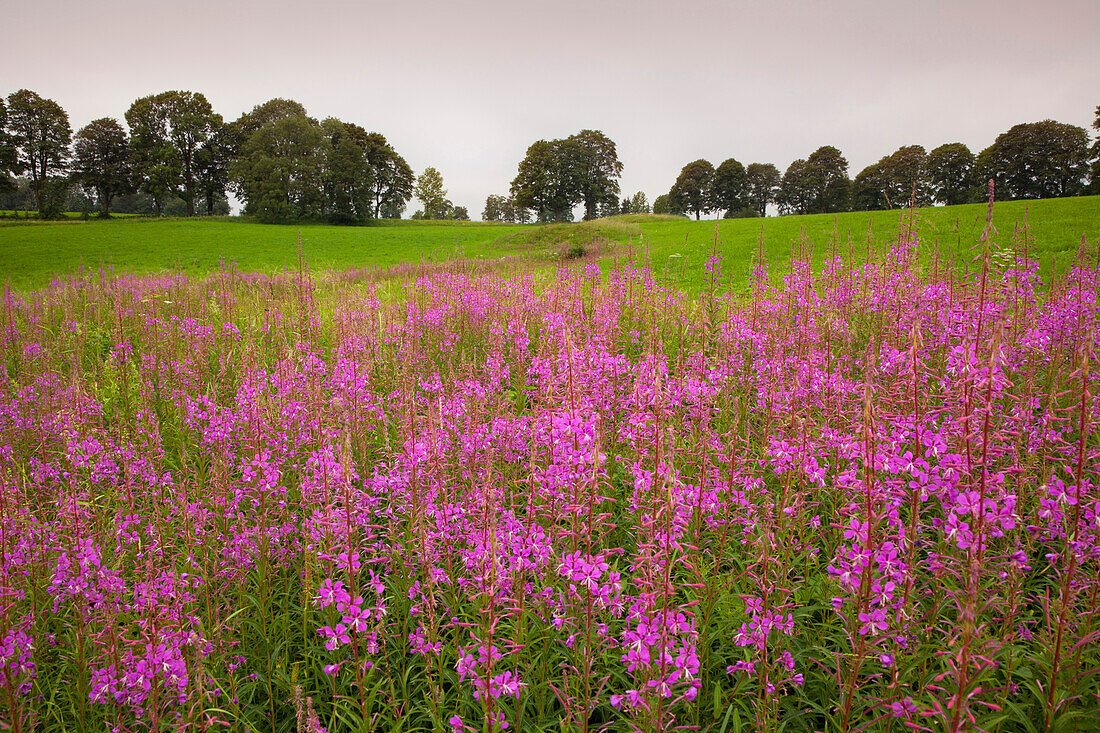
927, 143, 976, 206
1089, 105, 1100, 193
804, 145, 850, 213
510, 139, 580, 222
482, 194, 507, 222
194, 119, 232, 216
978, 120, 1090, 199
630, 191, 649, 214
850, 162, 888, 212
567, 129, 623, 220
125, 91, 219, 216
6, 89, 72, 215
652, 194, 671, 215
414, 167, 450, 220
744, 163, 780, 217
879, 145, 930, 206
72, 118, 131, 216
363, 133, 413, 219
669, 159, 715, 220
0, 98, 16, 193
712, 158, 747, 216
230, 115, 328, 223
503, 196, 522, 223
452, 206, 469, 221
778, 159, 814, 215
125, 96, 177, 216
850, 146, 931, 212
322, 118, 374, 222
229, 98, 308, 152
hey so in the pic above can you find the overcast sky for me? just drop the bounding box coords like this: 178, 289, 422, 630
3, 0, 1097, 217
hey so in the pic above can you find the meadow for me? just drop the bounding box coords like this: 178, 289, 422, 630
0, 197, 1099, 732
1, 195, 1097, 291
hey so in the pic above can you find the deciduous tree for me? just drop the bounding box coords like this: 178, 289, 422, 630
804, 145, 850, 213
568, 129, 622, 220
125, 91, 219, 216
713, 158, 747, 216
778, 159, 813, 215
414, 167, 450, 220
230, 115, 328, 223
482, 194, 507, 222
72, 118, 131, 216
6, 89, 71, 214
669, 159, 714, 220
322, 118, 374, 222
879, 145, 930, 206
510, 139, 580, 222
745, 163, 780, 217
927, 143, 976, 206
364, 133, 413, 219
978, 120, 1090, 199
0, 98, 16, 193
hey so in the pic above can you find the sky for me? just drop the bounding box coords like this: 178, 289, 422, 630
3, 0, 1098, 218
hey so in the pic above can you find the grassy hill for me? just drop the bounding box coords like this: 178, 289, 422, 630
0, 196, 1097, 290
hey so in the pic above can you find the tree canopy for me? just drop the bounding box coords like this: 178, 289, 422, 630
6, 89, 72, 214
414, 166, 451, 220
669, 160, 715, 220
744, 163, 780, 217
927, 143, 977, 206
712, 158, 747, 216
510, 131, 621, 223
72, 118, 131, 217
979, 120, 1090, 199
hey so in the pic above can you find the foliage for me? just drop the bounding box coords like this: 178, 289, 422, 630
72, 118, 132, 216
483, 194, 508, 222
414, 166, 451, 220
927, 142, 977, 206
0, 97, 16, 192
652, 194, 671, 215
6, 89, 72, 215
713, 157, 747, 215
744, 163, 780, 217
669, 159, 715, 220
511, 139, 580, 223
568, 129, 623, 220
778, 158, 813, 215
125, 91, 220, 216
803, 144, 850, 213
231, 115, 329, 223
978, 120, 1091, 199
510, 131, 621, 223
322, 118, 375, 223
364, 132, 414, 219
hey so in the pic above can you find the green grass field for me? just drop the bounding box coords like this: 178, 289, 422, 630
1, 196, 1097, 290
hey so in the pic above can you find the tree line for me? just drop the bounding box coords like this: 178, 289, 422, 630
0, 90, 430, 223
659, 111, 1100, 220
2, 89, 1097, 224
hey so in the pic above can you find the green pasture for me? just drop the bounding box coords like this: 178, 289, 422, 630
0, 196, 1097, 291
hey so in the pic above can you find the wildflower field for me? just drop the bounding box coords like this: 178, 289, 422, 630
1, 206, 1099, 732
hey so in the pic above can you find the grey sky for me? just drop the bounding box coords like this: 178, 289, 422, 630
4, 0, 1097, 218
